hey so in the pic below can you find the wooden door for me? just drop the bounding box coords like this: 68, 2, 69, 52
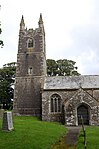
77, 105, 89, 125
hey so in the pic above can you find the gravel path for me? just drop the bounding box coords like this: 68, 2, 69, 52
52, 126, 81, 149
66, 126, 81, 146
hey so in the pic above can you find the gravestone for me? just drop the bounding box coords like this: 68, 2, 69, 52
2, 111, 14, 131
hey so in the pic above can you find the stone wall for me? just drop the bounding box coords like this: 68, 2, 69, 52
14, 77, 42, 116
42, 90, 76, 122
42, 88, 99, 126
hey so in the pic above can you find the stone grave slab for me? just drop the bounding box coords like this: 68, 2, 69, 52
2, 111, 14, 131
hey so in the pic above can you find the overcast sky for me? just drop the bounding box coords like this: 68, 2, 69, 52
1, 0, 99, 75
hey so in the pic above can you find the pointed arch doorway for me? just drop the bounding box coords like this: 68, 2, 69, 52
77, 104, 89, 125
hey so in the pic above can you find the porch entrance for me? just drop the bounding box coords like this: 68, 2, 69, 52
77, 104, 89, 125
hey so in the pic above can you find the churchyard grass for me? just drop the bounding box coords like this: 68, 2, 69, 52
77, 126, 99, 149
0, 116, 66, 149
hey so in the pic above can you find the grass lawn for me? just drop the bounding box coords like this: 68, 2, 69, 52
77, 126, 99, 149
0, 116, 66, 149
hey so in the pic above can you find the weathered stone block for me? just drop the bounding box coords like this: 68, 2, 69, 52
2, 111, 14, 131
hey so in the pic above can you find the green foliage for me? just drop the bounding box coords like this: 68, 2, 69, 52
0, 23, 4, 47
47, 59, 58, 76
0, 62, 16, 110
0, 116, 66, 149
47, 59, 80, 76
77, 126, 99, 149
0, 6, 4, 47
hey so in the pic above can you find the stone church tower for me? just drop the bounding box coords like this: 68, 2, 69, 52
13, 14, 46, 116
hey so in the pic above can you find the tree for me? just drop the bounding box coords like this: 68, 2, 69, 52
47, 59, 80, 76
47, 59, 58, 76
0, 24, 3, 47
0, 6, 4, 47
0, 62, 16, 110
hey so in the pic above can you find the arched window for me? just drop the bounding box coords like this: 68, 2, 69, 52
50, 94, 61, 113
28, 67, 33, 75
27, 39, 34, 48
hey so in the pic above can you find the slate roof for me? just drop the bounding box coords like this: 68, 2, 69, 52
44, 75, 99, 90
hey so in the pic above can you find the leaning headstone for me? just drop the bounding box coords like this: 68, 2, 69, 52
2, 111, 14, 131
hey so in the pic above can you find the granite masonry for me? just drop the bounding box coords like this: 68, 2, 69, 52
13, 14, 46, 116
42, 76, 99, 125
13, 14, 99, 126
2, 111, 13, 131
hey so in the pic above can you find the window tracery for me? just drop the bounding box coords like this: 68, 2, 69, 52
50, 94, 61, 113
27, 39, 34, 48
